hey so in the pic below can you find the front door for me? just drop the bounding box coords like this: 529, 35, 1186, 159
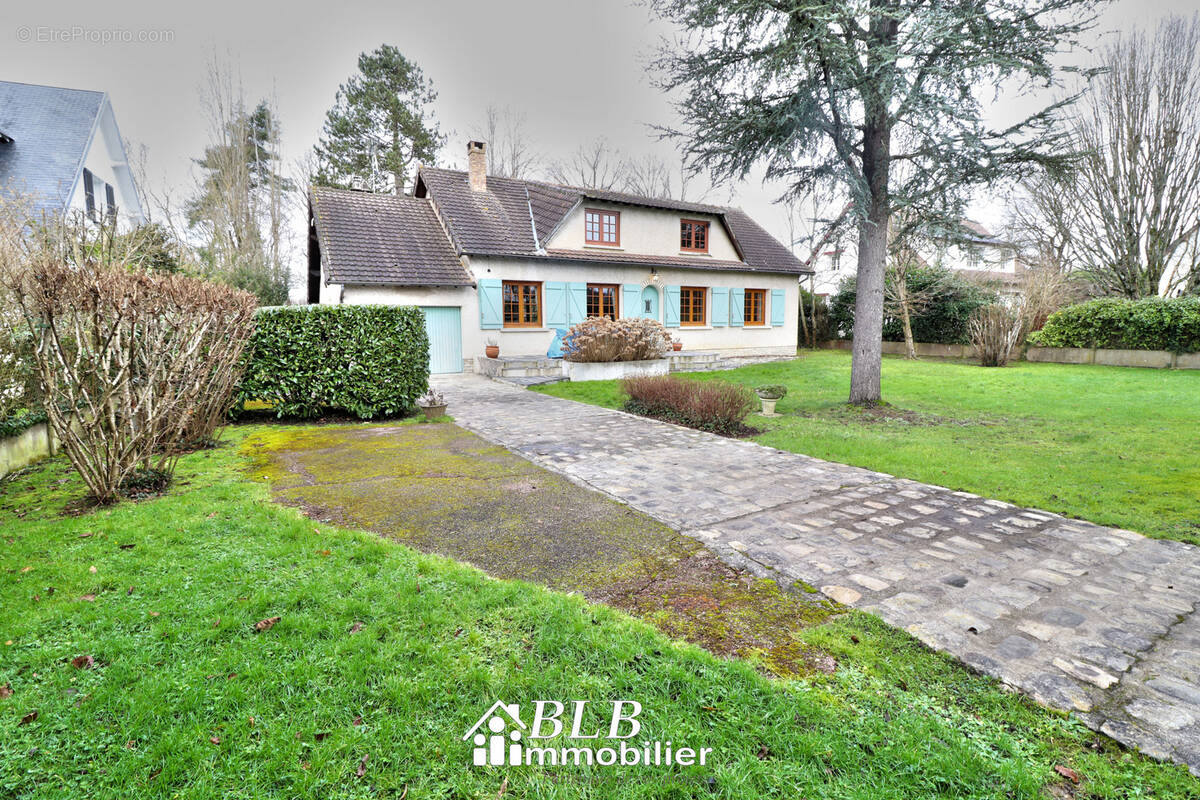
420, 306, 463, 374
640, 286, 660, 321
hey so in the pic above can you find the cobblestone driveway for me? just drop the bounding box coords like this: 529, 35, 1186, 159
434, 374, 1200, 775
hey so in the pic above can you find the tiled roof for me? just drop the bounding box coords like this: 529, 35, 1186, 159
0, 81, 104, 216
310, 186, 471, 286
417, 167, 810, 275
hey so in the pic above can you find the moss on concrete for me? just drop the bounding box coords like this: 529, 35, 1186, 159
245, 422, 842, 677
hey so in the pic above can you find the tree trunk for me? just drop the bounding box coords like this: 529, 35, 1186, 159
897, 278, 916, 359
849, 127, 891, 404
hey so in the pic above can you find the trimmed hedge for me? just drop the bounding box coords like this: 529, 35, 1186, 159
1028, 297, 1200, 353
238, 305, 430, 418
829, 266, 998, 345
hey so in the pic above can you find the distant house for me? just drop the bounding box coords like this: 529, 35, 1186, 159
307, 141, 811, 373
0, 80, 143, 226
807, 212, 1024, 298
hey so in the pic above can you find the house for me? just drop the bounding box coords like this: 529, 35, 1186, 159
0, 80, 143, 226
307, 141, 809, 373
807, 212, 1024, 298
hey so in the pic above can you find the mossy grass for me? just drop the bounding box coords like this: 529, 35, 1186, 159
0, 425, 1195, 797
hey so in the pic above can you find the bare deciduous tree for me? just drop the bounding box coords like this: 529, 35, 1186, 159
187, 57, 293, 305
620, 153, 709, 202
480, 106, 540, 179
1012, 14, 1200, 297
4, 215, 257, 503
548, 138, 626, 189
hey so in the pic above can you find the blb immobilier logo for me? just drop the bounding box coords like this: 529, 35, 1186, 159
463, 699, 713, 768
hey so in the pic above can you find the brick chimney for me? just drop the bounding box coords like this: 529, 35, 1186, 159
468, 141, 487, 192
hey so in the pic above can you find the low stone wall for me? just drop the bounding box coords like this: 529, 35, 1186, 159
0, 422, 54, 478
565, 358, 670, 382
819, 340, 1199, 369
821, 340, 975, 359
1025, 347, 1196, 369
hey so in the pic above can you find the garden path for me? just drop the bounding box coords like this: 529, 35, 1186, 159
434, 373, 1200, 775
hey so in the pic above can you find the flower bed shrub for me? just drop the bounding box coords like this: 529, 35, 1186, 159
563, 317, 672, 362
238, 305, 429, 418
1027, 297, 1200, 353
622, 375, 757, 436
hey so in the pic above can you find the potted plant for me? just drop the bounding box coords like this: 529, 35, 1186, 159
754, 384, 787, 416
484, 337, 500, 359
416, 389, 447, 420
671, 338, 683, 352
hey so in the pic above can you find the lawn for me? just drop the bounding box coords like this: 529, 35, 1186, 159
2, 424, 1197, 798
535, 350, 1200, 545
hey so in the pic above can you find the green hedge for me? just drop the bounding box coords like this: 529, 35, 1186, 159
829, 266, 997, 345
238, 305, 430, 418
0, 408, 47, 439
1028, 297, 1200, 353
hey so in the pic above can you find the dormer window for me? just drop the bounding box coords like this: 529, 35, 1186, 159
680, 219, 709, 253
584, 209, 620, 246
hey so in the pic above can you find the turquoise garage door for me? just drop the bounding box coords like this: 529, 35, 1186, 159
419, 306, 463, 374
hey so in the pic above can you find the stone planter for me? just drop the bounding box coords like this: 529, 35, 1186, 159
565, 358, 669, 382
420, 404, 447, 420
758, 397, 778, 416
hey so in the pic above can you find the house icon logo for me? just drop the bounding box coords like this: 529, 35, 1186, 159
463, 701, 527, 766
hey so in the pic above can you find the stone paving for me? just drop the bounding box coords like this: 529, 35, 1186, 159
434, 373, 1200, 775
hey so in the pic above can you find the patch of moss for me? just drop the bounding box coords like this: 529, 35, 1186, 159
247, 421, 844, 678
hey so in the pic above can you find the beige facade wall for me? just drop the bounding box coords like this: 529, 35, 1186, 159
334, 255, 799, 361
545, 203, 741, 262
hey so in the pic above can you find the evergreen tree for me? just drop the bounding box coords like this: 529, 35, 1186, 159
650, 0, 1100, 403
314, 45, 444, 194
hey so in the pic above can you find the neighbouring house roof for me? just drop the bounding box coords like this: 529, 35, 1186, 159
0, 81, 105, 216
415, 167, 811, 276
309, 185, 472, 286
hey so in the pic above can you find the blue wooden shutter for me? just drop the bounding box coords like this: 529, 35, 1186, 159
545, 281, 568, 328
730, 288, 745, 327
478, 279, 502, 329
665, 285, 681, 327
566, 282, 587, 326
711, 287, 729, 327
622, 284, 641, 318
771, 289, 786, 326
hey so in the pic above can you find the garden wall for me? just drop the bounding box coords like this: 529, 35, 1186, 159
819, 340, 1200, 369
0, 422, 53, 478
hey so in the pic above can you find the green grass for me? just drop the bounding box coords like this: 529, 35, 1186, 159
1, 428, 1196, 798
535, 350, 1200, 545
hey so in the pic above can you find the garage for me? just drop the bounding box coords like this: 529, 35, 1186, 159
420, 306, 463, 373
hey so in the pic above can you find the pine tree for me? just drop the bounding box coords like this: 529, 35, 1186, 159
314, 45, 444, 194
650, 0, 1100, 403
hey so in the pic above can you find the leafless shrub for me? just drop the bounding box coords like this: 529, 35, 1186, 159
969, 304, 1022, 367
4, 216, 257, 502
563, 317, 672, 363
1017, 267, 1078, 342
622, 375, 756, 435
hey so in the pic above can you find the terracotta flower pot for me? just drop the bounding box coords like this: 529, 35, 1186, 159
485, 345, 500, 359
671, 341, 682, 352
421, 404, 447, 420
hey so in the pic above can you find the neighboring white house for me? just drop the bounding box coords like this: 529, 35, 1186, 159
308, 141, 809, 373
0, 80, 143, 227
807, 213, 1024, 298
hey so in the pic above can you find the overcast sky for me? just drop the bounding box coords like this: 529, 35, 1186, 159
2, 0, 1192, 296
